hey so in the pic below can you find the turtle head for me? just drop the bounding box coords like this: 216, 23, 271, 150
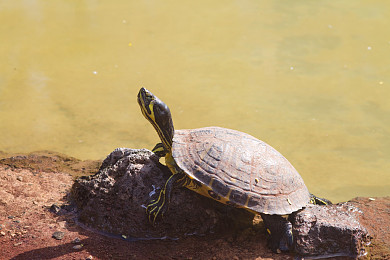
137, 87, 174, 152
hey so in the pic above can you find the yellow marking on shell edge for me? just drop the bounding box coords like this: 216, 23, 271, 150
244, 195, 251, 207
254, 178, 259, 184
287, 198, 292, 205
226, 188, 232, 199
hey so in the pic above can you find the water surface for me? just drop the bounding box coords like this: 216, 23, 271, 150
1, 1, 389, 202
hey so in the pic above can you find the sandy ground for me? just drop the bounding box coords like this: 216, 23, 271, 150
0, 152, 388, 260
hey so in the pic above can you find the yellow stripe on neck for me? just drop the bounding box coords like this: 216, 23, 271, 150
140, 101, 172, 152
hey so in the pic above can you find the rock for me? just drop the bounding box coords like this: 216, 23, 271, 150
0, 231, 5, 236
70, 148, 254, 239
72, 237, 81, 244
347, 197, 390, 259
292, 203, 370, 258
52, 231, 65, 240
86, 255, 93, 260
70, 148, 389, 258
49, 203, 61, 214
293, 197, 390, 259
73, 244, 83, 250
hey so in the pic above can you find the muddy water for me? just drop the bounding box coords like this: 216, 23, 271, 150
0, 1, 389, 202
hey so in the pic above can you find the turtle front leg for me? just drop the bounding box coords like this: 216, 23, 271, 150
146, 171, 187, 224
152, 143, 167, 158
260, 214, 293, 253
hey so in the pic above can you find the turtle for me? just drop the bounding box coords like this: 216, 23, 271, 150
137, 87, 330, 252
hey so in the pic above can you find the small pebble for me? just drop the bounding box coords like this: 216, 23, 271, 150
52, 231, 65, 240
72, 237, 81, 244
8, 216, 15, 219
16, 176, 23, 181
368, 198, 375, 201
86, 255, 93, 260
0, 231, 5, 236
14, 242, 22, 246
50, 204, 61, 214
73, 244, 83, 250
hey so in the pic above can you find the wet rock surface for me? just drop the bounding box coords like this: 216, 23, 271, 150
70, 148, 254, 239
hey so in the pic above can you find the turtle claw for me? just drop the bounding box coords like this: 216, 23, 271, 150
146, 194, 167, 224
145, 173, 185, 225
146, 203, 158, 224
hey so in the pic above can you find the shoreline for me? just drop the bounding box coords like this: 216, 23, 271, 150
0, 151, 389, 259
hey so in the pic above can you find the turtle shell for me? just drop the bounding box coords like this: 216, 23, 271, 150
172, 126, 310, 215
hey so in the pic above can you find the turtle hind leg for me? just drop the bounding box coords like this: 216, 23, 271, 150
260, 213, 293, 253
146, 171, 187, 224
309, 193, 332, 205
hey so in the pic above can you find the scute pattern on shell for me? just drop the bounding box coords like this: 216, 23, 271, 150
172, 127, 310, 215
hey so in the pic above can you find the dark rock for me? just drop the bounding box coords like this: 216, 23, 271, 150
52, 231, 65, 240
70, 148, 254, 239
292, 203, 370, 258
72, 237, 81, 244
49, 204, 61, 214
70, 148, 389, 257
